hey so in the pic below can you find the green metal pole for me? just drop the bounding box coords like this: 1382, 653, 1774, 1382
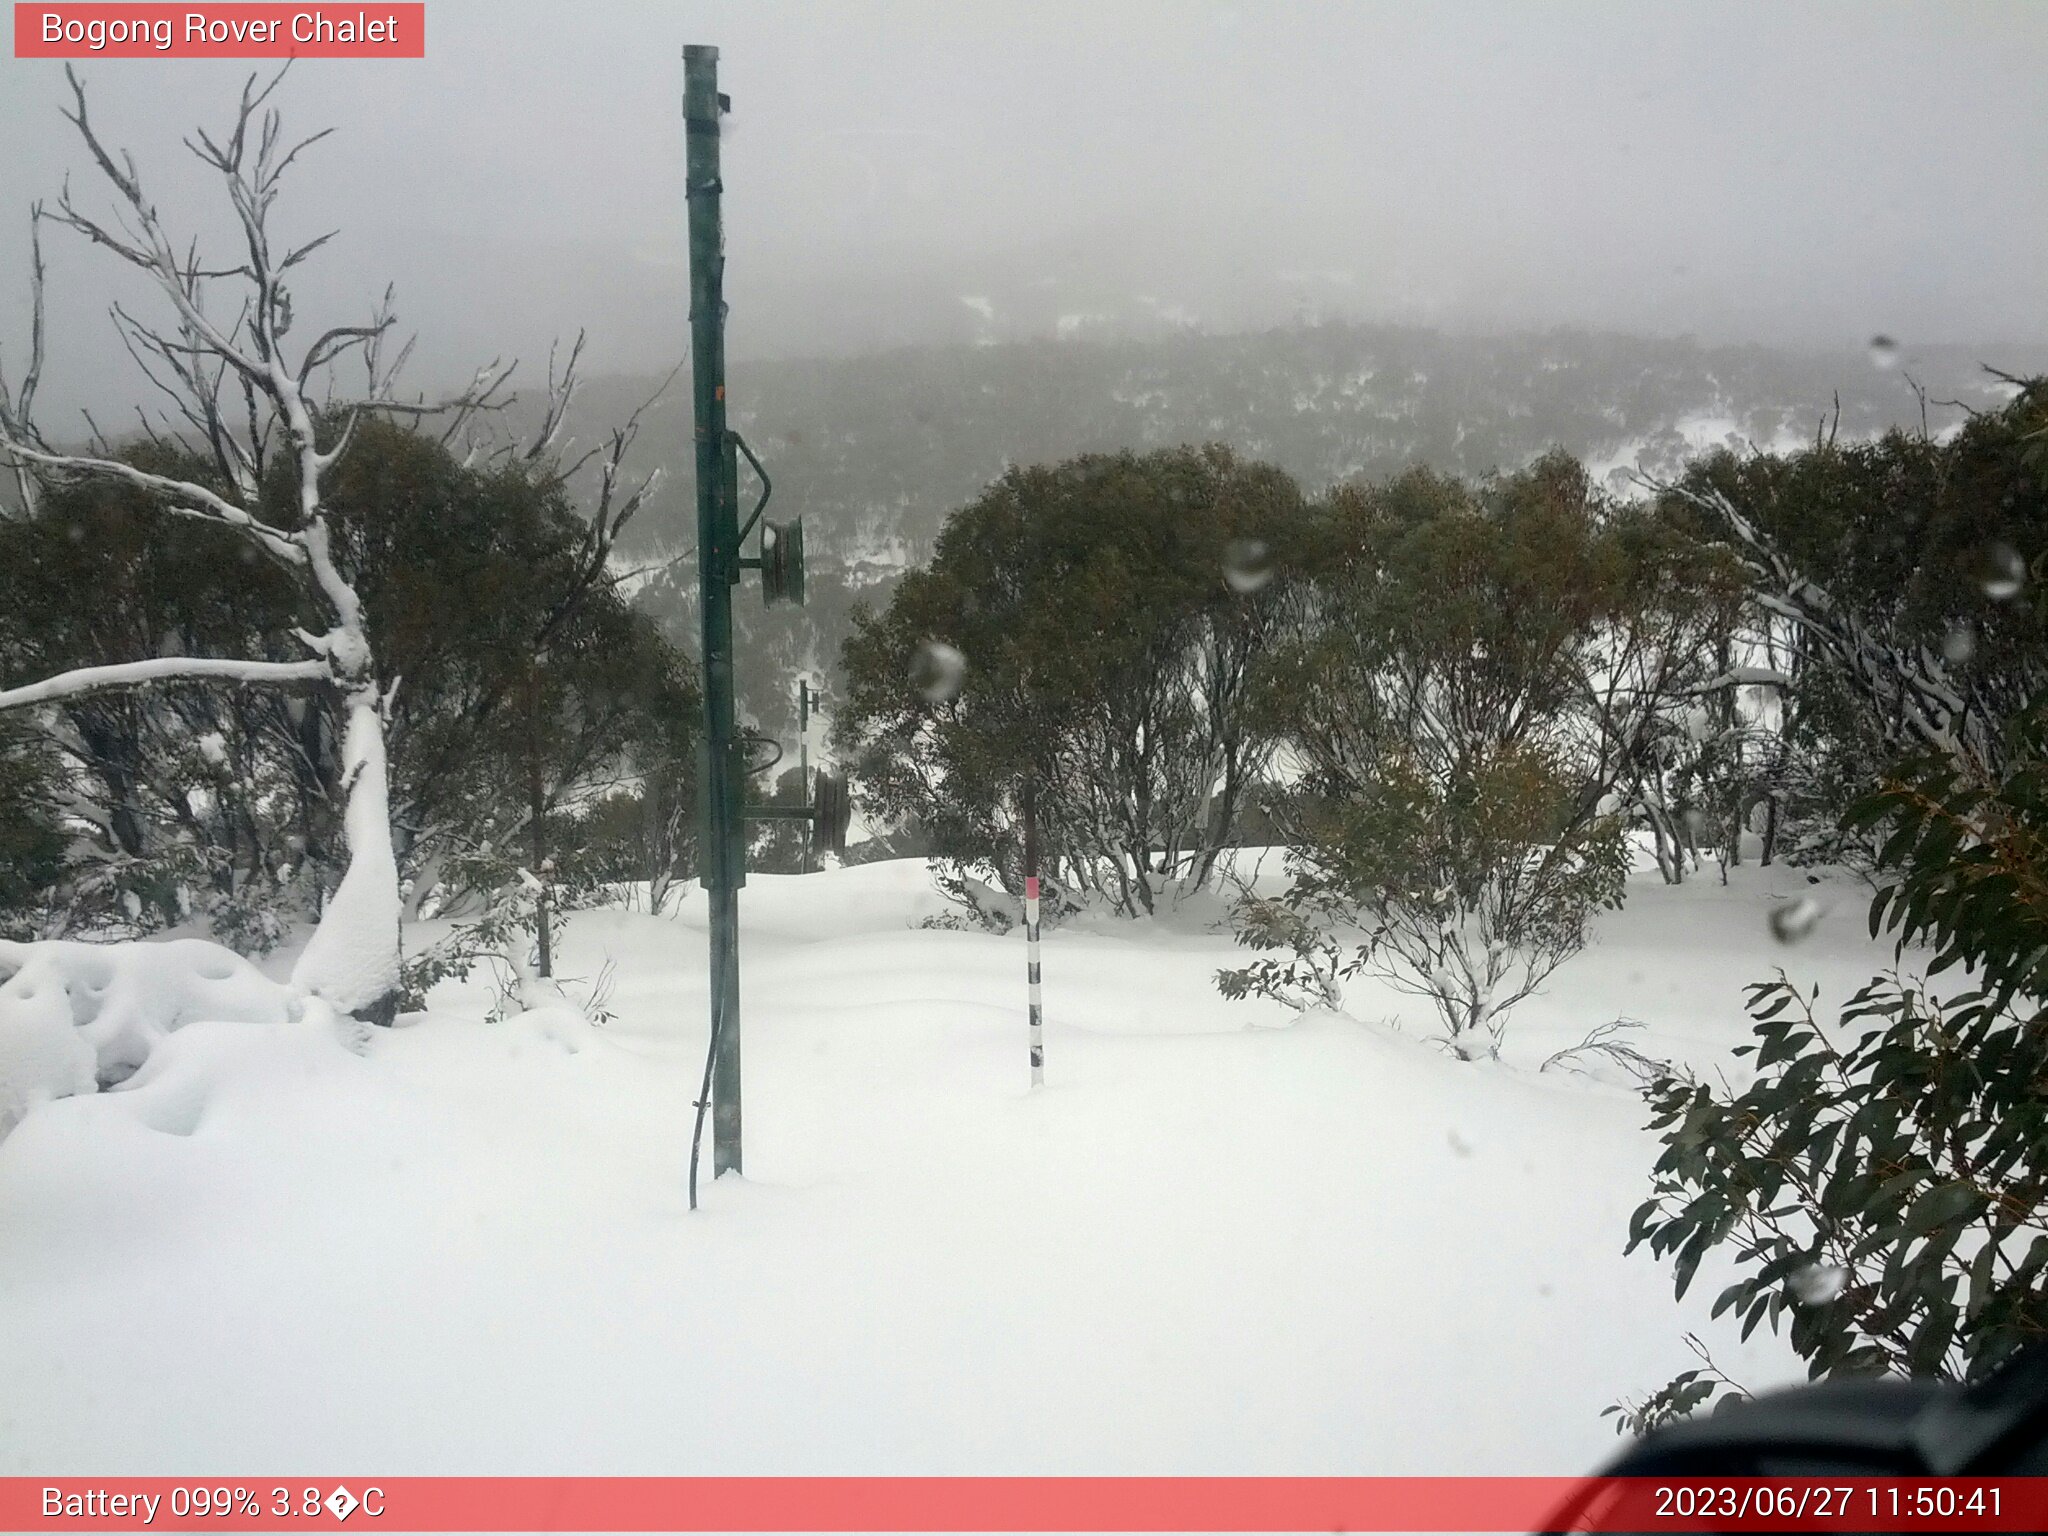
684, 44, 743, 1182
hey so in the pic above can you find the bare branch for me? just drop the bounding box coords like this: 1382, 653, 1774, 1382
267, 126, 336, 188
600, 549, 690, 590
552, 441, 603, 482
48, 123, 272, 393
60, 65, 142, 204
521, 329, 586, 462
22, 204, 47, 430
84, 408, 118, 453
580, 358, 682, 541
279, 227, 339, 271
240, 371, 270, 484
0, 203, 50, 515
1903, 372, 1932, 440
110, 300, 217, 442
0, 207, 48, 430
45, 190, 152, 270
297, 319, 394, 392
343, 354, 518, 442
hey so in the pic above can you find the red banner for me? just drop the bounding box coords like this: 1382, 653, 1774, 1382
6, 1476, 2048, 1532
13, 5, 425, 58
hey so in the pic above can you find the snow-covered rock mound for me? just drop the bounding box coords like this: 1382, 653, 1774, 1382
0, 938, 295, 1139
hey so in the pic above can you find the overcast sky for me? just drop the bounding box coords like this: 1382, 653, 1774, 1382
2, 0, 2043, 420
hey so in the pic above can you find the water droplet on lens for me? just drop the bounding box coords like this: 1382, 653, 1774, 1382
1790, 1263, 1848, 1305
1942, 623, 1975, 664
1977, 541, 2025, 601
1769, 897, 1823, 943
1868, 335, 1900, 370
909, 640, 966, 702
1223, 538, 1272, 594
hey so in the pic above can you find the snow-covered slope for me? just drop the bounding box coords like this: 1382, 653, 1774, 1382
0, 856, 1896, 1475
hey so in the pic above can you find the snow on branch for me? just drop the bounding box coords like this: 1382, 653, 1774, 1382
1665, 480, 2005, 771
0, 656, 330, 713
1691, 664, 1793, 693
0, 438, 303, 564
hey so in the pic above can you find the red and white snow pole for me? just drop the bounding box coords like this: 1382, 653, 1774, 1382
1023, 776, 1045, 1088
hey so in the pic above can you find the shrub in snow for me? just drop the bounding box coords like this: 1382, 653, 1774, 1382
952, 873, 1023, 934
1622, 739, 2048, 1427
398, 842, 617, 1013
1214, 886, 1349, 1013
926, 867, 1082, 933
1225, 455, 1736, 1052
1539, 1017, 1669, 1087
1222, 746, 1628, 1058
0, 936, 293, 1136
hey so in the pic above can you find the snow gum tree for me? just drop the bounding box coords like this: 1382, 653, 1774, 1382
1565, 505, 1749, 885
1221, 456, 1639, 1055
0, 69, 510, 1021
1660, 383, 2048, 868
835, 444, 1307, 918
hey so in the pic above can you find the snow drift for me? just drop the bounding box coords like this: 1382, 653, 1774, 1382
0, 856, 1898, 1475
0, 936, 293, 1140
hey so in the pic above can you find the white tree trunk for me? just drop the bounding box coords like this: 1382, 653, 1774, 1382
288, 691, 401, 1017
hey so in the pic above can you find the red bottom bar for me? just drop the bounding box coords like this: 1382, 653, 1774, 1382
7, 1476, 2048, 1532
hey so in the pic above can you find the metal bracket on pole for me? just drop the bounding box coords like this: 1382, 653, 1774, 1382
732, 430, 804, 607
743, 768, 851, 857
732, 430, 773, 546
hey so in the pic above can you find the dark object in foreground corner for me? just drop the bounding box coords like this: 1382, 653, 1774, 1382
1542, 1346, 2048, 1532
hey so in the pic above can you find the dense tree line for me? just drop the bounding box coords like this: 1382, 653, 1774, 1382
616, 324, 2038, 751
833, 439, 1752, 1049
836, 380, 2048, 1050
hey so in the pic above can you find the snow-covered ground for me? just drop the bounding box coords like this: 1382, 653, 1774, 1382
0, 854, 1899, 1476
